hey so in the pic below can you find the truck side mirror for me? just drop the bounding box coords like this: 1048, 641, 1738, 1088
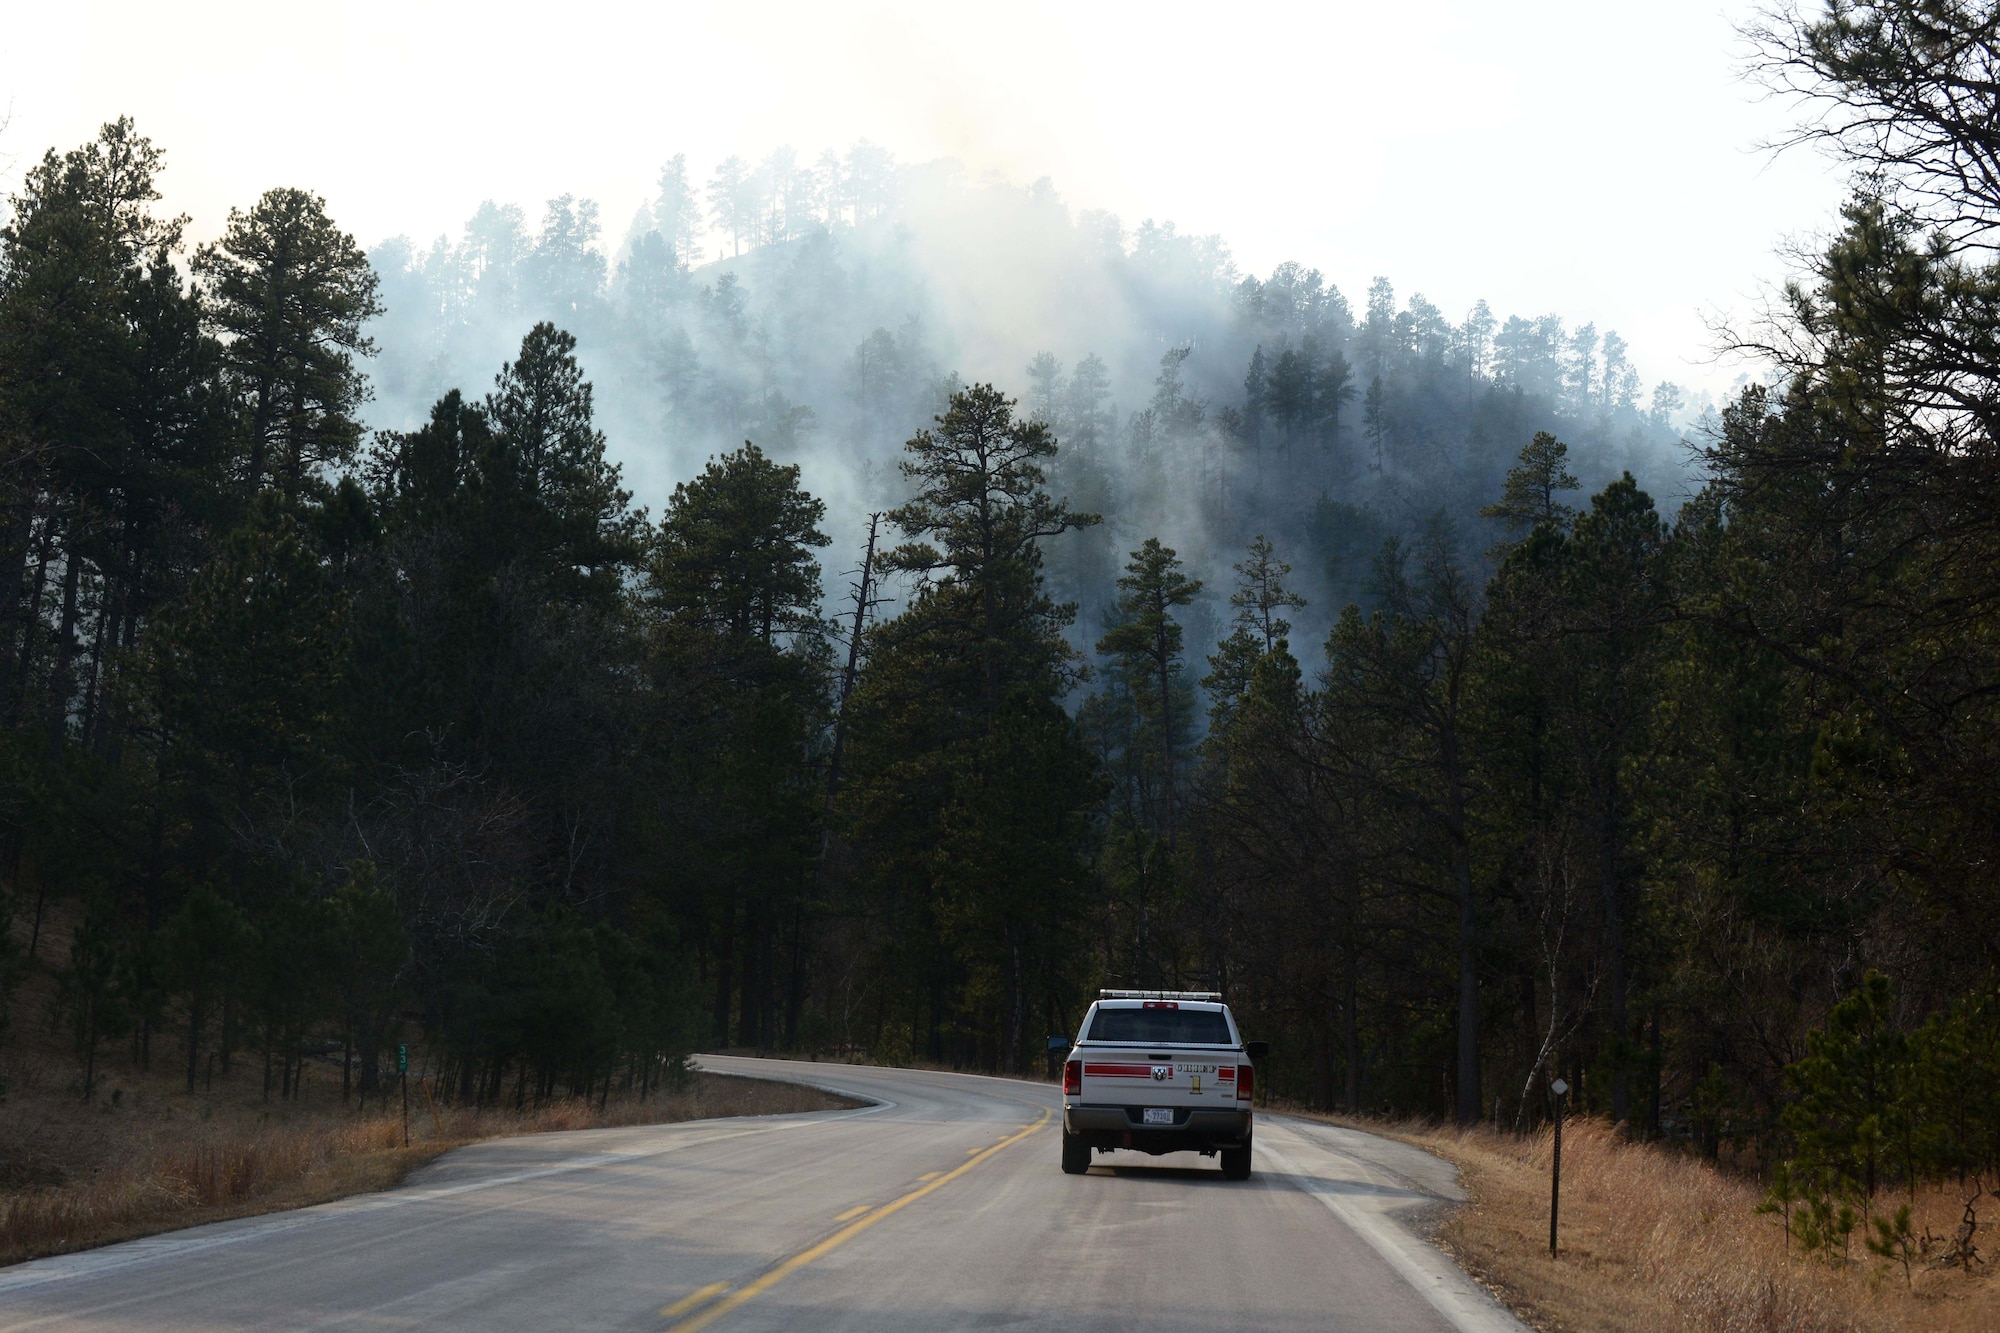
1244, 1041, 1270, 1060
1046, 1035, 1070, 1052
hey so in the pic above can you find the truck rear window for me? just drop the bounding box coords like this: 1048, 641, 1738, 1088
1088, 1007, 1233, 1044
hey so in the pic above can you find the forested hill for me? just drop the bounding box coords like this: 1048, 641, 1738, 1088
362, 158, 1694, 651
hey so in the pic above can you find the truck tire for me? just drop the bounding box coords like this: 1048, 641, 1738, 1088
1061, 1128, 1091, 1174
1220, 1142, 1252, 1180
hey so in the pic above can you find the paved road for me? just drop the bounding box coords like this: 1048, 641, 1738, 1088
0, 1056, 1525, 1332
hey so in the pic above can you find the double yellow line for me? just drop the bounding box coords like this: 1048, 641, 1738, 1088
662, 1107, 1051, 1331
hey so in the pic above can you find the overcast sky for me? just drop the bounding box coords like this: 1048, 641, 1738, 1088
4, 0, 1845, 397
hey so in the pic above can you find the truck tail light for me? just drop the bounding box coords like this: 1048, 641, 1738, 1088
1064, 1059, 1082, 1096
1237, 1064, 1254, 1101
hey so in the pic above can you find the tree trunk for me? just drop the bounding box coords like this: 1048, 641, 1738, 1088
738, 911, 763, 1049
103, 556, 144, 769
81, 1003, 99, 1103
1342, 946, 1361, 1111
356, 1010, 382, 1105
0, 497, 32, 710
712, 905, 737, 1047
1005, 933, 1022, 1074
1599, 779, 1630, 1124
27, 874, 46, 959
8, 511, 54, 727
1157, 637, 1177, 848
185, 987, 206, 1094
78, 608, 107, 751
1454, 840, 1481, 1125
784, 898, 805, 1051
45, 511, 85, 751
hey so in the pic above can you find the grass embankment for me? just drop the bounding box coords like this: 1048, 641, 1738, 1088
1317, 1113, 1999, 1333
0, 1066, 854, 1268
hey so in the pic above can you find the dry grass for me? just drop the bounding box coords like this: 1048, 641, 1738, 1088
0, 1068, 856, 1268
0, 1112, 431, 1264
1320, 1113, 2000, 1333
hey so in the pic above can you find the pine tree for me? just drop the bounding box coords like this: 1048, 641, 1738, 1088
483, 323, 644, 604
1324, 525, 1484, 1123
842, 386, 1101, 1067
1025, 352, 1066, 429
0, 118, 228, 741
1234, 536, 1305, 650
708, 157, 754, 257
162, 883, 253, 1092
527, 195, 604, 316
1098, 538, 1202, 845
883, 384, 1098, 719
147, 491, 345, 805
1065, 354, 1112, 450
1206, 531, 1308, 720
1312, 342, 1356, 475
1241, 345, 1269, 455
648, 442, 827, 644
1480, 431, 1580, 537
651, 154, 704, 268
195, 188, 380, 502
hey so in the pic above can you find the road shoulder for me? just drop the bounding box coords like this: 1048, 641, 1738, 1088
1258, 1115, 1531, 1333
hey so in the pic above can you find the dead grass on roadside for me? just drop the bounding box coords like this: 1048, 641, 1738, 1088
0, 1071, 857, 1268
1312, 1112, 1999, 1333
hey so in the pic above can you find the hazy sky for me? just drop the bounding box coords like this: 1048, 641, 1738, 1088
4, 1, 1844, 396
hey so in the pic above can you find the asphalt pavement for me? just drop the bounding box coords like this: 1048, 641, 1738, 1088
0, 1055, 1527, 1332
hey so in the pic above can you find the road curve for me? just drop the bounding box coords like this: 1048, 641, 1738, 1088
0, 1056, 1525, 1332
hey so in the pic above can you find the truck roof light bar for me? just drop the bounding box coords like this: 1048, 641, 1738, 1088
1098, 989, 1223, 1001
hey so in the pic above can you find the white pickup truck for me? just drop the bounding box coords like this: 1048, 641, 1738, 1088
1055, 990, 1266, 1180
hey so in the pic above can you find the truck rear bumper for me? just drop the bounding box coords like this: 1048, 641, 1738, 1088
1064, 1104, 1252, 1155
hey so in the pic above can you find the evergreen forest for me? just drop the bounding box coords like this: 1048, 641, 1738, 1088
5, 2, 2000, 1243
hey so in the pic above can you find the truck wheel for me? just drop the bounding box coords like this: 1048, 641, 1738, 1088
1061, 1128, 1091, 1175
1221, 1142, 1252, 1180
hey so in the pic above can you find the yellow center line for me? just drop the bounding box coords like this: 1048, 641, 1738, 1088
831, 1205, 870, 1222
664, 1107, 1052, 1333
659, 1281, 731, 1319
916, 1171, 940, 1181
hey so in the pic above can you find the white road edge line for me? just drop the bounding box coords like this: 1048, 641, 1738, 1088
1257, 1133, 1529, 1333
0, 1099, 894, 1301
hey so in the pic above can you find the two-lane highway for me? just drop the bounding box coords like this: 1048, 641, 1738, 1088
0, 1057, 1525, 1332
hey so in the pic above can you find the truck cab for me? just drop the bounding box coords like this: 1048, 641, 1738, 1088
1056, 990, 1262, 1180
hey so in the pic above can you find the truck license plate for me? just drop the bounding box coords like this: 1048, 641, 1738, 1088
1143, 1107, 1173, 1125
